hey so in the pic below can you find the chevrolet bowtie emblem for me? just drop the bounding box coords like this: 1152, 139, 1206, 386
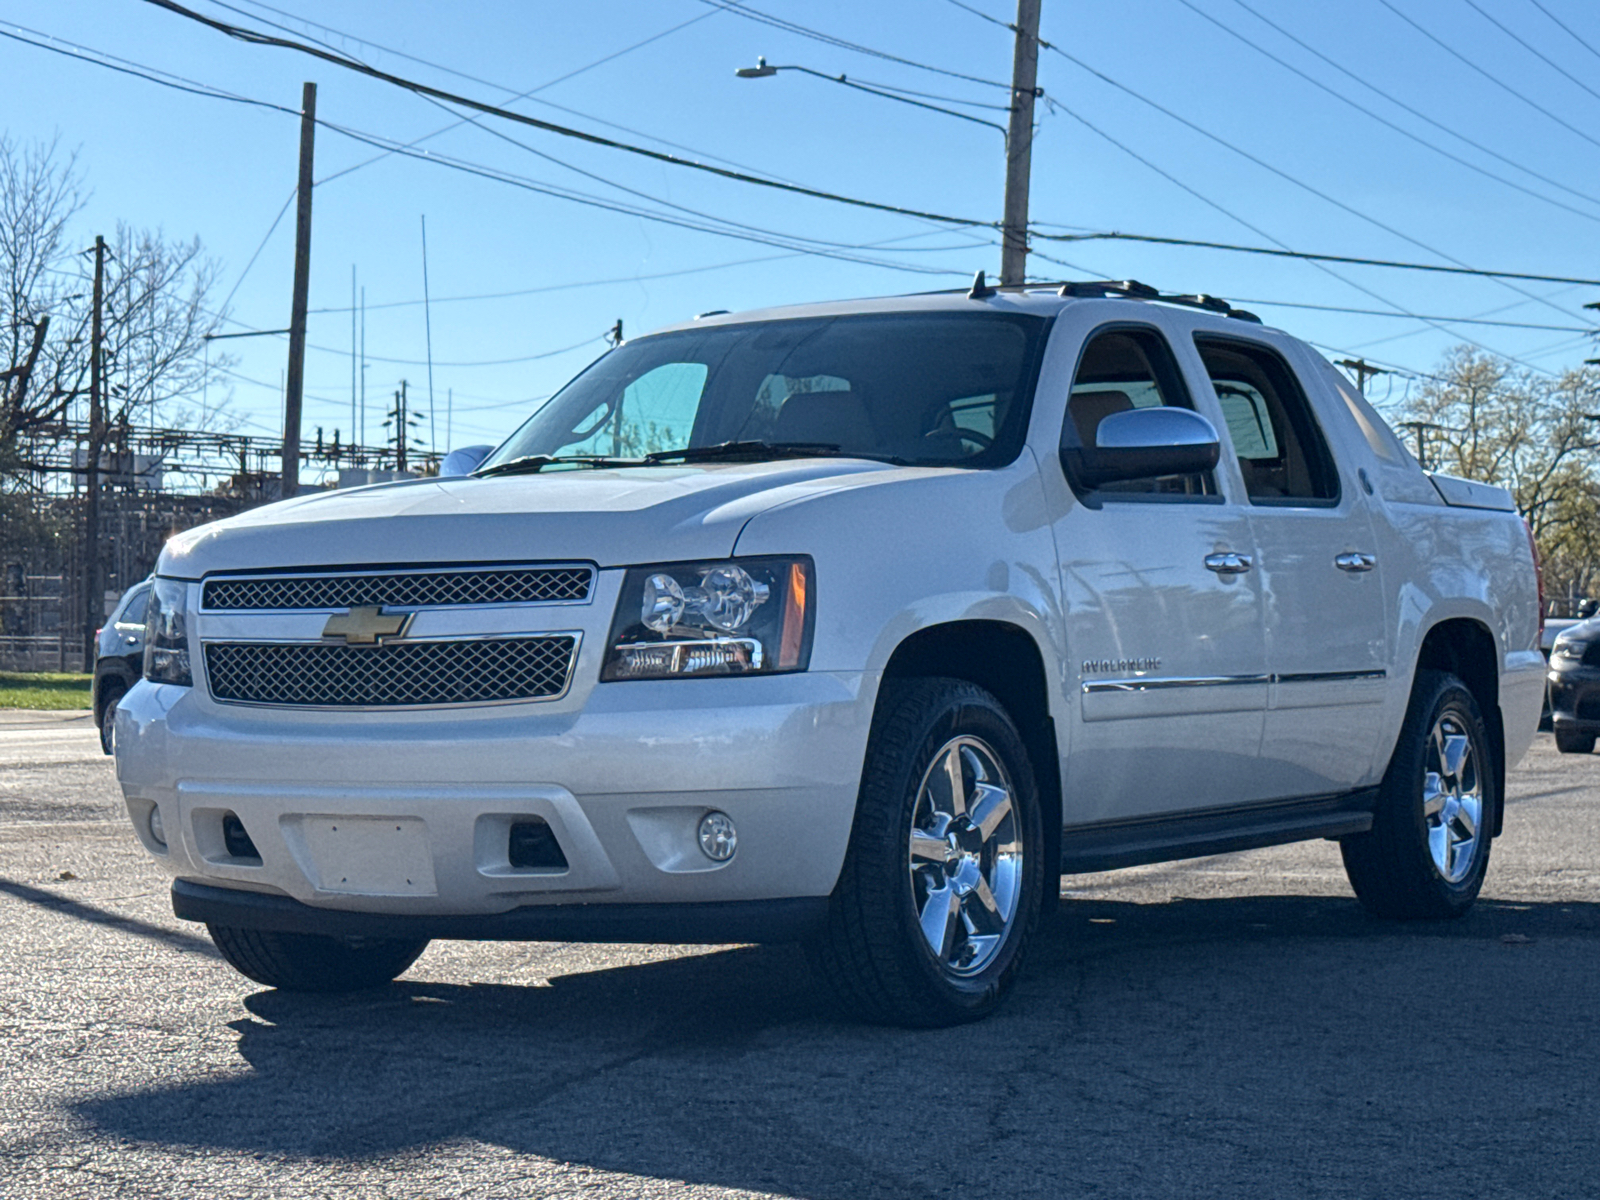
322, 606, 412, 646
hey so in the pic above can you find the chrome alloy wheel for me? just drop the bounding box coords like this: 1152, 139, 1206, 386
907, 736, 1023, 977
1424, 711, 1483, 883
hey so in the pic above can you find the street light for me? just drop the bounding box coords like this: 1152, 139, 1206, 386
734, 58, 1009, 136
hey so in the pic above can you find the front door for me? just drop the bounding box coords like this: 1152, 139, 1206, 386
1051, 322, 1270, 825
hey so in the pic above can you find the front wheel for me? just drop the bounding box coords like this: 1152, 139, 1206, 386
98, 681, 125, 756
208, 926, 428, 992
807, 677, 1045, 1027
1341, 669, 1496, 919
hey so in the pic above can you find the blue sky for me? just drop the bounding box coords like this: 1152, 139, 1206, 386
5, 0, 1598, 468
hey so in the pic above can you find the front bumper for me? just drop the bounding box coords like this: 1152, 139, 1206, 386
116, 670, 875, 931
1547, 662, 1600, 733
172, 879, 829, 943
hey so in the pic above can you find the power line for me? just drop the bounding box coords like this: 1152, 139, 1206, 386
940, 0, 1015, 34
209, 0, 778, 197
305, 237, 970, 317
1339, 286, 1589, 353
1458, 0, 1600, 108
1526, 0, 1600, 65
1168, 0, 1600, 226
217, 188, 294, 315
1034, 230, 1600, 287
1041, 40, 1588, 327
1222, 298, 1595, 333
313, 119, 975, 276
229, 0, 1003, 264
1372, 0, 1600, 154
6, 24, 986, 283
402, 84, 992, 256
138, 0, 995, 231
831, 73, 1013, 112
1224, 0, 1599, 214
692, 0, 1013, 91
0, 21, 295, 116
1033, 102, 1555, 370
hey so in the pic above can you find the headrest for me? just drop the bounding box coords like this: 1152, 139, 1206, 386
771, 390, 876, 449
1068, 389, 1134, 446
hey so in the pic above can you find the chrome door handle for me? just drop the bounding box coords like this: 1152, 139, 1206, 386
1335, 552, 1376, 573
1204, 551, 1253, 575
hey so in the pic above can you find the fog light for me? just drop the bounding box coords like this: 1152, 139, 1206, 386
147, 805, 166, 848
697, 810, 737, 862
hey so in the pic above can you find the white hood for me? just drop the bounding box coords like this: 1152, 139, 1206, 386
157, 459, 898, 577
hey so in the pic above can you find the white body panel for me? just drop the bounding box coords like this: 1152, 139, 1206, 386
116, 290, 1542, 923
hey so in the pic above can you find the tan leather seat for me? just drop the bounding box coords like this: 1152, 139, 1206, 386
1068, 389, 1134, 447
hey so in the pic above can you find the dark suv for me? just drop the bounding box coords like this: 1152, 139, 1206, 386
93, 579, 152, 755
1546, 617, 1600, 753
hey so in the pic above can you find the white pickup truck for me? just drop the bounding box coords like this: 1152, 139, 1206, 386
116, 279, 1544, 1026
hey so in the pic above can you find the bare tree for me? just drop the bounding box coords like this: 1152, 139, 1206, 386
1403, 347, 1600, 603
1, 136, 234, 460
0, 134, 87, 448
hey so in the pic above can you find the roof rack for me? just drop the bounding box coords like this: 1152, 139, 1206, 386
1055, 279, 1262, 323
940, 275, 1263, 323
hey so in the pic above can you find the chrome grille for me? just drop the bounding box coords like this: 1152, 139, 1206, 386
204, 636, 578, 707
202, 566, 592, 611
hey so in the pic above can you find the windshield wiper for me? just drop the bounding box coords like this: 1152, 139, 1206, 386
475, 454, 642, 478
644, 440, 904, 465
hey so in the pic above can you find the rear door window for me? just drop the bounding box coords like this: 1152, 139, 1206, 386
1194, 337, 1340, 505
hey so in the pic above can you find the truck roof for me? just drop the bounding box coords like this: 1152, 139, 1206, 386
649, 276, 1284, 339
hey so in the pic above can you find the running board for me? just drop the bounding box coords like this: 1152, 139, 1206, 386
1060, 789, 1378, 874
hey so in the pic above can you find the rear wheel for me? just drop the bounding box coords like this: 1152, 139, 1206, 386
807, 677, 1044, 1027
1341, 670, 1495, 919
207, 926, 428, 992
1554, 728, 1594, 754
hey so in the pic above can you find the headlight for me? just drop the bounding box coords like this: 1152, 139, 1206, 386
601, 557, 814, 680
1554, 638, 1587, 660
143, 577, 193, 686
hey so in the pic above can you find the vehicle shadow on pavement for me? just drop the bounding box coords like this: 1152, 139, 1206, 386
72, 893, 1600, 1199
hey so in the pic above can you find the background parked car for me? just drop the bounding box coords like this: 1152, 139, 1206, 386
1539, 599, 1597, 729
94, 578, 152, 755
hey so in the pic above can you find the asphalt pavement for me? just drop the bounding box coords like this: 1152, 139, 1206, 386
1, 708, 1595, 1199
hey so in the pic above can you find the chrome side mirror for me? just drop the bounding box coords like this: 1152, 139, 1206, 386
1060, 407, 1220, 488
439, 445, 495, 477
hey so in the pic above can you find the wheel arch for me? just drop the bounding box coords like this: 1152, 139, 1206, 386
881, 620, 1062, 901
1414, 617, 1505, 836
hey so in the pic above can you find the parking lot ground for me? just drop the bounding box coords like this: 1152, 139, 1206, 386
1, 709, 1597, 1199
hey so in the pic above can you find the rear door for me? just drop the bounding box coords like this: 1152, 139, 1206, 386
1190, 333, 1390, 795
1051, 320, 1270, 824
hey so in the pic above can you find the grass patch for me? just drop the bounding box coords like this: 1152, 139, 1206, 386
0, 671, 93, 710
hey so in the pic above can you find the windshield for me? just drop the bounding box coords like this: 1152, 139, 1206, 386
479, 311, 1049, 472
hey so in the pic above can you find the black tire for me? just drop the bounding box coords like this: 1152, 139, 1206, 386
98, 680, 125, 756
806, 677, 1045, 1027
1554, 728, 1594, 755
1341, 669, 1496, 919
207, 925, 428, 992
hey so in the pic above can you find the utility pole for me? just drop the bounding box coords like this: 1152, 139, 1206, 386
388, 380, 414, 472
1585, 299, 1598, 365
1000, 0, 1042, 286
1335, 357, 1390, 396
282, 81, 317, 500
1398, 420, 1444, 471
83, 235, 106, 670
